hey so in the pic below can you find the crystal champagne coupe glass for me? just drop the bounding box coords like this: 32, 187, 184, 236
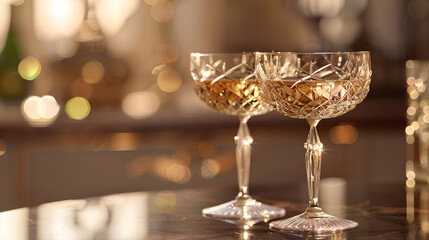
190, 52, 285, 226
255, 51, 371, 235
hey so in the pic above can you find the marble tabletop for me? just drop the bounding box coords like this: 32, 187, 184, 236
0, 181, 423, 239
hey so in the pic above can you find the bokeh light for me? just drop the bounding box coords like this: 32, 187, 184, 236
406, 135, 414, 144
153, 157, 191, 184
410, 90, 419, 99
18, 56, 41, 81
407, 77, 416, 86
329, 123, 359, 144
166, 163, 191, 183
34, 0, 84, 57
34, 0, 85, 41
405, 126, 414, 136
96, 0, 140, 36
157, 69, 182, 93
201, 159, 220, 179
22, 96, 41, 120
82, 61, 104, 84
415, 78, 424, 87
407, 106, 417, 116
40, 95, 61, 119
406, 179, 416, 188
406, 60, 416, 70
65, 97, 91, 120
151, 1, 174, 22
319, 17, 361, 48
407, 170, 416, 180
411, 121, 420, 130
122, 91, 160, 119
21, 95, 60, 127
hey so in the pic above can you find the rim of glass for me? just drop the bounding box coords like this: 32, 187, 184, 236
190, 52, 254, 57
255, 51, 370, 55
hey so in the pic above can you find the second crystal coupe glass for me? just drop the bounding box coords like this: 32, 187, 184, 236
190, 52, 285, 226
255, 51, 371, 235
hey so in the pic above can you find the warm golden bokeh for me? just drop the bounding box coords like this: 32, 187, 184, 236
122, 91, 160, 119
329, 123, 359, 145
82, 61, 104, 84
65, 97, 91, 120
18, 56, 41, 81
157, 69, 181, 93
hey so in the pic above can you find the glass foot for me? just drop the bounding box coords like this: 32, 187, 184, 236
202, 198, 285, 227
269, 207, 357, 236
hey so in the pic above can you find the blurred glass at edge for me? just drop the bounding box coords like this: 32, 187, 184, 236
405, 60, 429, 239
0, 0, 424, 210
406, 61, 429, 185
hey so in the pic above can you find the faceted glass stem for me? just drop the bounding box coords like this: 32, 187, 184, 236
201, 115, 285, 225
269, 118, 357, 234
303, 119, 328, 217
235, 116, 253, 199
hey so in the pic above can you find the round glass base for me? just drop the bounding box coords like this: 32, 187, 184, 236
269, 208, 357, 236
202, 198, 285, 227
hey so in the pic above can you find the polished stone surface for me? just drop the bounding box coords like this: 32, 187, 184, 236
0, 181, 424, 239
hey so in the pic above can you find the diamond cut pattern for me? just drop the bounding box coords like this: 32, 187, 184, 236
256, 52, 371, 119
191, 53, 272, 117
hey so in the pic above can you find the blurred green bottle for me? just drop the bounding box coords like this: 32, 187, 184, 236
0, 30, 27, 101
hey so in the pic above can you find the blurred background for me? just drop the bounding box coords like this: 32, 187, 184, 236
0, 0, 420, 211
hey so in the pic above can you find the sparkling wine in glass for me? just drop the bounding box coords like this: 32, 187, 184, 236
190, 52, 285, 227
255, 51, 371, 236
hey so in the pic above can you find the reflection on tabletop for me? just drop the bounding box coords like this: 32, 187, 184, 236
0, 192, 149, 239
0, 181, 423, 239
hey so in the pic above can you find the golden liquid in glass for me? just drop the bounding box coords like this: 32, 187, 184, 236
195, 79, 271, 117
259, 78, 371, 119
